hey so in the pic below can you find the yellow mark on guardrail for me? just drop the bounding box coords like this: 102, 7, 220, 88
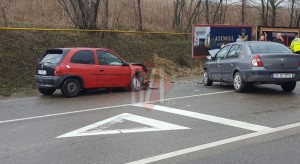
0, 27, 190, 35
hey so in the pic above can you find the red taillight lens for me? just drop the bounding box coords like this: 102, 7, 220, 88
54, 66, 63, 76
252, 55, 264, 67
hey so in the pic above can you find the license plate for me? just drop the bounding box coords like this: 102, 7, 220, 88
272, 73, 294, 78
38, 70, 47, 75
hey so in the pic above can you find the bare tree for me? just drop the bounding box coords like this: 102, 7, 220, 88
296, 10, 300, 27
288, 0, 300, 27
289, 0, 295, 27
269, 0, 284, 27
221, 0, 230, 24
0, 1, 10, 27
241, 0, 246, 24
205, 0, 210, 24
111, 1, 129, 30
212, 0, 223, 24
57, 0, 101, 29
0, 6, 8, 27
103, 0, 109, 30
136, 0, 143, 31
185, 0, 202, 32
261, 0, 269, 26
173, 0, 186, 31
249, 0, 270, 26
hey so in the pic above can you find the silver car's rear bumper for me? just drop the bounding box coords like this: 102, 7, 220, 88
242, 70, 300, 83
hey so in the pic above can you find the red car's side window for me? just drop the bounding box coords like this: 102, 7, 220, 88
70, 50, 95, 65
96, 51, 123, 66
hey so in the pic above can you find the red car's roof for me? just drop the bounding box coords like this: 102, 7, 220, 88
49, 47, 111, 51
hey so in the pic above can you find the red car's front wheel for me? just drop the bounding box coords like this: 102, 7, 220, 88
130, 74, 142, 91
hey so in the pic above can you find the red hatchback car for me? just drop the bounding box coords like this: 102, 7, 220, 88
34, 48, 147, 97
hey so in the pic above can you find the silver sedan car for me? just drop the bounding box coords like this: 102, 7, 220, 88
203, 41, 300, 92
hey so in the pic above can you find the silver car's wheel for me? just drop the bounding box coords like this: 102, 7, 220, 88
203, 70, 213, 86
281, 82, 296, 92
233, 72, 246, 93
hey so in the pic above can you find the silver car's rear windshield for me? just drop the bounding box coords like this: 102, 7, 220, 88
249, 42, 292, 54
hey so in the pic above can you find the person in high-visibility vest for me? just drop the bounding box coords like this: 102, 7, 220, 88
290, 34, 300, 54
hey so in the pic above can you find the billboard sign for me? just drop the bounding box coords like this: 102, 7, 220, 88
256, 26, 300, 47
192, 24, 252, 58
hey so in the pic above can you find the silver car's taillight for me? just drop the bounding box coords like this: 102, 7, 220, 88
252, 55, 264, 67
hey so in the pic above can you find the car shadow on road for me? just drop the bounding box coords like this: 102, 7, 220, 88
42, 88, 128, 99
208, 83, 297, 96
245, 85, 297, 95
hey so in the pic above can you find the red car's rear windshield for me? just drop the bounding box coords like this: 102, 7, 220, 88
40, 50, 64, 64
249, 42, 292, 54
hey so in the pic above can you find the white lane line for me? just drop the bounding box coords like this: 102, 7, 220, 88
0, 97, 40, 103
132, 104, 272, 132
147, 90, 234, 104
0, 90, 233, 124
127, 121, 300, 164
57, 113, 190, 138
0, 103, 130, 124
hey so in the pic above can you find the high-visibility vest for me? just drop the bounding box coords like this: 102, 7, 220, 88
290, 38, 300, 52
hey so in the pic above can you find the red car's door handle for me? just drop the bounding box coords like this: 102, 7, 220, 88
99, 69, 104, 72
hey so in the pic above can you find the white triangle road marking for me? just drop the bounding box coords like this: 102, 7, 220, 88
132, 103, 272, 132
57, 113, 190, 138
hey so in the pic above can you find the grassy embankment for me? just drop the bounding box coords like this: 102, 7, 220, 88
0, 30, 202, 96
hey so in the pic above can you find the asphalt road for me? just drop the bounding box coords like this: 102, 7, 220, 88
1, 80, 300, 164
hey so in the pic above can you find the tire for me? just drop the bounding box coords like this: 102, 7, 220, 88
203, 70, 213, 86
130, 73, 142, 91
61, 78, 81, 98
281, 82, 296, 92
38, 88, 56, 96
233, 72, 246, 93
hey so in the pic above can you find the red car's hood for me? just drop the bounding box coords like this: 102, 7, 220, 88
129, 63, 149, 72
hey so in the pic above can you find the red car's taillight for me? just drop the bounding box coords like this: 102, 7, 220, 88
54, 66, 63, 76
252, 55, 264, 67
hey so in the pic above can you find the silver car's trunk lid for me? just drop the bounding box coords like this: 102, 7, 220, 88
260, 54, 300, 70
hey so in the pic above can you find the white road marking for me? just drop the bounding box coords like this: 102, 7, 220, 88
147, 90, 234, 104
0, 90, 233, 124
127, 121, 300, 164
0, 103, 130, 124
0, 97, 39, 103
57, 113, 190, 138
132, 104, 272, 132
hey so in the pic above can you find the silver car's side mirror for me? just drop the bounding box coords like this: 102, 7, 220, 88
207, 56, 212, 60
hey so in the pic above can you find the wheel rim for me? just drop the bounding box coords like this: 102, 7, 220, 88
204, 71, 209, 84
234, 75, 241, 90
133, 77, 141, 91
67, 82, 78, 94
